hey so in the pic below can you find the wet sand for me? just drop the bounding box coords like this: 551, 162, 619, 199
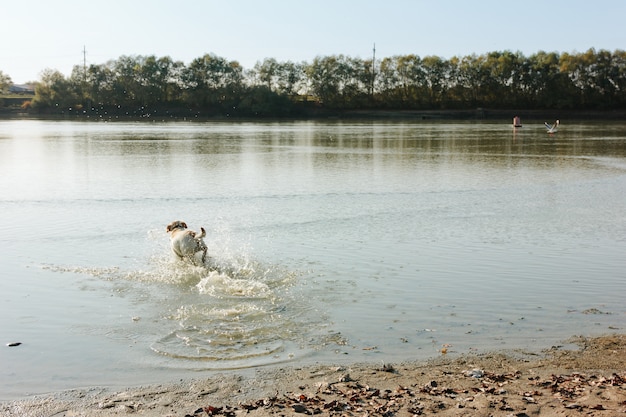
2, 334, 625, 416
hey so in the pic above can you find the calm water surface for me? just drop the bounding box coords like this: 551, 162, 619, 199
1, 119, 625, 398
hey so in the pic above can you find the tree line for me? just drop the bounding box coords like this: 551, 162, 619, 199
8, 48, 626, 117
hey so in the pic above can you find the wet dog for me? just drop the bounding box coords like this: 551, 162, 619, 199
166, 220, 207, 264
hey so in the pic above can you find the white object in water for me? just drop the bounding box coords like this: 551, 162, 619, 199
544, 120, 559, 133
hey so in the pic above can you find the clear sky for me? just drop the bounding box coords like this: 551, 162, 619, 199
2, 0, 625, 84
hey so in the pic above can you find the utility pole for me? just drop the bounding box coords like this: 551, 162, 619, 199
371, 42, 376, 97
82, 45, 89, 109
372, 42, 376, 66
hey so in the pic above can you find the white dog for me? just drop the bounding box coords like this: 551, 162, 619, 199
166, 220, 207, 264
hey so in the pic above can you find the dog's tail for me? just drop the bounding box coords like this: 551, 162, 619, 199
198, 227, 206, 239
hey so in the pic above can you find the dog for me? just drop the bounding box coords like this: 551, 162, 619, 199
166, 220, 207, 264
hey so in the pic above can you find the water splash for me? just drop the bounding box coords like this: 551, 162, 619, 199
147, 259, 314, 364
152, 301, 289, 362
41, 241, 334, 368
196, 270, 273, 299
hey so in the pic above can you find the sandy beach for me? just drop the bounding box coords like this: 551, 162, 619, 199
2, 334, 625, 416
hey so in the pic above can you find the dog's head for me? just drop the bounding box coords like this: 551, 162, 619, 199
166, 220, 188, 233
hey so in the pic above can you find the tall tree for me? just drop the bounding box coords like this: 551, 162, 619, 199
182, 53, 244, 111
0, 70, 12, 93
17, 49, 626, 114
31, 69, 80, 110
421, 55, 451, 108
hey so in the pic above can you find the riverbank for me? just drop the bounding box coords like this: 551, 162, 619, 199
1, 108, 626, 122
2, 334, 625, 416
338, 108, 626, 121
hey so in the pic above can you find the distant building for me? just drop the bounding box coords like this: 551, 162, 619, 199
9, 84, 35, 94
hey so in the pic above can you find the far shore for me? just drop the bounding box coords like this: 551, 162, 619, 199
1, 108, 625, 122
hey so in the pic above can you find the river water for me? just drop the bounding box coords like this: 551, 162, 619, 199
1, 119, 625, 399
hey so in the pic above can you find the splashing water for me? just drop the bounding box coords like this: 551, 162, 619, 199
196, 270, 273, 298
42, 234, 333, 369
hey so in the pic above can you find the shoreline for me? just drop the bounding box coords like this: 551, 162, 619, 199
1, 108, 626, 122
2, 333, 625, 416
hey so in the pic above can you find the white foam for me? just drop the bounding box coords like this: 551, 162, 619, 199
196, 270, 272, 298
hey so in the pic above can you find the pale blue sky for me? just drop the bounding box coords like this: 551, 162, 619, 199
2, 0, 625, 84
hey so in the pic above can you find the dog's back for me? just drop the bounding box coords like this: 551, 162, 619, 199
166, 221, 207, 264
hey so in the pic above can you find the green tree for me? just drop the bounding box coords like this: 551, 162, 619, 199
277, 61, 306, 97
84, 61, 117, 108
20, 49, 626, 115
110, 55, 143, 107
421, 55, 451, 108
376, 55, 429, 108
0, 70, 12, 93
182, 53, 244, 112
376, 56, 401, 106
306, 55, 342, 106
611, 50, 626, 107
561, 48, 625, 109
484, 51, 521, 106
522, 51, 561, 107
254, 58, 280, 92
31, 69, 80, 111
305, 55, 371, 108
449, 54, 485, 106
137, 55, 184, 106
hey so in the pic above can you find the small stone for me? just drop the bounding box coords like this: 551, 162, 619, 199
466, 369, 484, 378
99, 401, 115, 409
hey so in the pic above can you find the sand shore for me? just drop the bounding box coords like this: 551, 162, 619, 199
2, 334, 625, 416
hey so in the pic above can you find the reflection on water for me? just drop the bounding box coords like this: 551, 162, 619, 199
1, 120, 625, 398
